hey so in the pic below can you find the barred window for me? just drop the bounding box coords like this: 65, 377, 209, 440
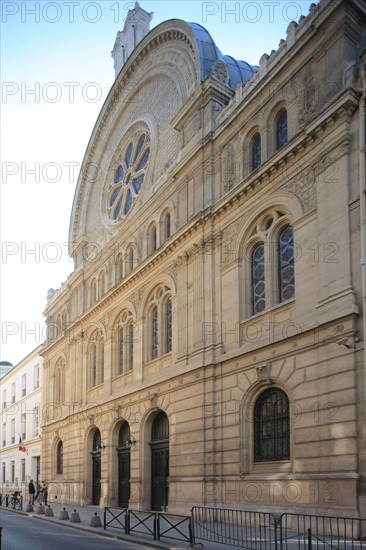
57, 441, 63, 474
254, 388, 290, 462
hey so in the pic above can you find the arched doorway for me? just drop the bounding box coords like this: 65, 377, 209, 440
150, 411, 169, 511
91, 430, 101, 505
117, 422, 131, 508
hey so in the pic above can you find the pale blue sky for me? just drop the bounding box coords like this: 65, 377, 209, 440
1, 0, 317, 365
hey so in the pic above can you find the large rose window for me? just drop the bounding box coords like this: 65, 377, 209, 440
106, 132, 150, 223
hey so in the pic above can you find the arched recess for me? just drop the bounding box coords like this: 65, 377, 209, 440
85, 427, 102, 505
150, 411, 169, 511
240, 380, 293, 475
117, 422, 131, 508
140, 408, 170, 511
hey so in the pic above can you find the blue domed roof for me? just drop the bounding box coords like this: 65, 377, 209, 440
187, 22, 257, 88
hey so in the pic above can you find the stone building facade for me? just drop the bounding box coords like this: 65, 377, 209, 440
0, 347, 42, 498
41, 0, 366, 517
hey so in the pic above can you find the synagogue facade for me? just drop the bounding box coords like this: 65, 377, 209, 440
41, 0, 366, 517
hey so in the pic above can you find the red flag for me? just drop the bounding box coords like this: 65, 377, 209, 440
18, 436, 27, 453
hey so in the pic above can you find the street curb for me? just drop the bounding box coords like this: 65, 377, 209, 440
0, 507, 187, 549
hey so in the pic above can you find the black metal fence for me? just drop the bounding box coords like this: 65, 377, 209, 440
104, 507, 193, 545
191, 506, 366, 550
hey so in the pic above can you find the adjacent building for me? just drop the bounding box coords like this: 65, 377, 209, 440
40, 0, 366, 517
0, 347, 42, 498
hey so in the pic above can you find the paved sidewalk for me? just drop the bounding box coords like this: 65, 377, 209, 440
1, 500, 242, 550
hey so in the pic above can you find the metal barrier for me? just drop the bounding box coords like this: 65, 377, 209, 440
191, 507, 366, 550
191, 506, 278, 549
104, 507, 193, 545
279, 513, 366, 550
103, 507, 127, 532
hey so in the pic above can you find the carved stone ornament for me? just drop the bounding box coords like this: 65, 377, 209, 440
212, 60, 229, 85
221, 218, 243, 265
282, 165, 316, 212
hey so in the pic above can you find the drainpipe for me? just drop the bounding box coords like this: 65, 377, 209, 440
360, 48, 366, 518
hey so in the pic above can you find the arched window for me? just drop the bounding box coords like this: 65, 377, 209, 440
90, 343, 97, 387
152, 411, 169, 441
56, 441, 63, 474
164, 213, 171, 240
54, 359, 65, 404
88, 333, 104, 388
278, 226, 295, 302
116, 311, 134, 375
165, 299, 172, 354
149, 225, 157, 254
151, 306, 158, 360
98, 271, 105, 297
125, 245, 134, 275
251, 243, 265, 315
90, 279, 97, 306
254, 388, 290, 462
116, 253, 123, 282
276, 110, 288, 149
246, 211, 295, 316
118, 422, 131, 448
147, 286, 172, 361
251, 133, 261, 171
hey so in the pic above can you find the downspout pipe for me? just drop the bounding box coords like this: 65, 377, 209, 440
359, 48, 366, 518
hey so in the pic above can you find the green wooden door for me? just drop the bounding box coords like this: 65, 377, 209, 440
151, 442, 169, 511
118, 448, 130, 508
91, 451, 101, 505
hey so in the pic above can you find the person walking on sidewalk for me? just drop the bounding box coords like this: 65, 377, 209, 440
39, 480, 48, 506
28, 480, 35, 504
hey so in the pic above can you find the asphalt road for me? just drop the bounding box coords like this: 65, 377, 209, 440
0, 509, 159, 550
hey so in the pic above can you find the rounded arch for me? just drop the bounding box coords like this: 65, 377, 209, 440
139, 276, 176, 319
240, 379, 293, 474
68, 18, 256, 249
140, 408, 170, 511
84, 425, 103, 505
237, 192, 303, 250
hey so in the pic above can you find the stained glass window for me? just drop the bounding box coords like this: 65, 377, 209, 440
279, 226, 295, 302
128, 323, 134, 371
91, 343, 97, 387
252, 243, 265, 315
166, 299, 172, 353
254, 388, 290, 462
107, 132, 150, 223
277, 110, 288, 149
119, 328, 124, 374
151, 306, 158, 360
252, 133, 261, 170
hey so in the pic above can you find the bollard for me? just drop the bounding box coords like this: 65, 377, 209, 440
90, 512, 102, 527
59, 507, 69, 520
25, 502, 34, 512
45, 505, 53, 517
70, 509, 81, 523
37, 505, 45, 515
5, 495, 9, 508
